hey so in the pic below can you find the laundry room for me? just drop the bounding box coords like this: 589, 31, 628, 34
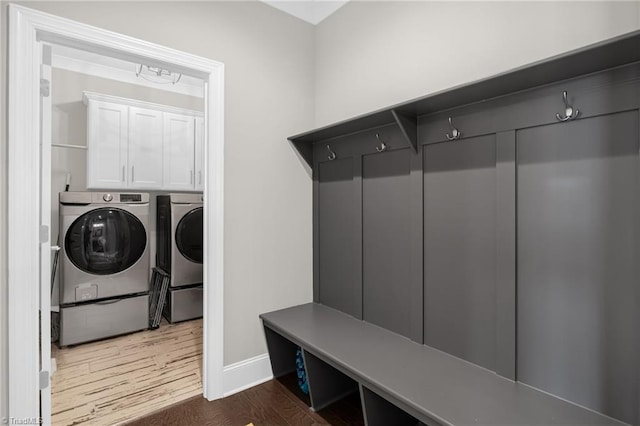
48, 44, 207, 425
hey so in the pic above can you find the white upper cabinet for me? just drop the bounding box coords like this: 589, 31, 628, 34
195, 116, 205, 191
129, 107, 164, 189
163, 112, 195, 191
83, 92, 203, 191
86, 100, 128, 189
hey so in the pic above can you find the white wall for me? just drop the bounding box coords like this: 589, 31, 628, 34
49, 67, 204, 306
0, 5, 315, 411
315, 1, 640, 126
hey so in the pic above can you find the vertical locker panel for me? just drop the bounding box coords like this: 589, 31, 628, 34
362, 148, 412, 339
423, 135, 497, 371
318, 158, 358, 317
517, 111, 640, 425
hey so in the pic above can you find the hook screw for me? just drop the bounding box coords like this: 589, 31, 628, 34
556, 91, 580, 122
446, 117, 461, 141
327, 145, 336, 161
375, 133, 388, 153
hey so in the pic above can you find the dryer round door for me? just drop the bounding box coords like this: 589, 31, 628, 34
65, 207, 147, 275
175, 207, 203, 264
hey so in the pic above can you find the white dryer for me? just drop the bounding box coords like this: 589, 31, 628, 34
157, 193, 203, 322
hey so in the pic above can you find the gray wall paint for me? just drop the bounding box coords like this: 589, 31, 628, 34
314, 1, 640, 127
0, 2, 315, 397
50, 67, 204, 306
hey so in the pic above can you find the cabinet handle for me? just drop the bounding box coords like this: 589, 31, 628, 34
122, 165, 125, 182
190, 170, 194, 185
131, 166, 135, 182
198, 171, 202, 185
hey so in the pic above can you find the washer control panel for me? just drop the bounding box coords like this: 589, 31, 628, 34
120, 193, 143, 202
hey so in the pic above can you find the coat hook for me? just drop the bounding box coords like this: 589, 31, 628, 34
375, 133, 388, 153
556, 91, 580, 122
327, 145, 336, 161
446, 117, 461, 141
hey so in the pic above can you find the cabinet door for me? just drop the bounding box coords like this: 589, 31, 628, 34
86, 100, 128, 189
194, 116, 205, 191
128, 106, 163, 189
163, 112, 196, 191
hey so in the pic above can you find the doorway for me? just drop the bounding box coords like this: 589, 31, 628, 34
7, 5, 224, 424
47, 44, 207, 424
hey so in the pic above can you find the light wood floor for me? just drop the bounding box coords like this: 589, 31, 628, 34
51, 319, 203, 426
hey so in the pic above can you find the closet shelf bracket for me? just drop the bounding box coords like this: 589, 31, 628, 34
391, 109, 418, 154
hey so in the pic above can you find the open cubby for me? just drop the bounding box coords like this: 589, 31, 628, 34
360, 385, 421, 426
302, 349, 358, 412
263, 325, 298, 379
264, 324, 365, 422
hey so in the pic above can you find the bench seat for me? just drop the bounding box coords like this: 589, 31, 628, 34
260, 303, 625, 426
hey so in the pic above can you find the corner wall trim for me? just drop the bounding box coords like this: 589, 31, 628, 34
223, 353, 273, 397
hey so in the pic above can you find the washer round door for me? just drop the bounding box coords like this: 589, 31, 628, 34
175, 207, 203, 264
65, 207, 147, 275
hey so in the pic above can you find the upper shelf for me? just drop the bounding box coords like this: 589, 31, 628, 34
289, 30, 640, 167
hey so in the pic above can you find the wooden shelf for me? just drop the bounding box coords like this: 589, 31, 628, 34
289, 30, 640, 167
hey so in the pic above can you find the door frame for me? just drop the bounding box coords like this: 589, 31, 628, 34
7, 4, 225, 420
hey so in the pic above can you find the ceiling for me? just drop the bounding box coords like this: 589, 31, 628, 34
262, 0, 349, 25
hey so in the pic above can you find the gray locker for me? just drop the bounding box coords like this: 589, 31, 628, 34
362, 148, 413, 339
318, 158, 359, 318
423, 135, 497, 371
517, 111, 640, 425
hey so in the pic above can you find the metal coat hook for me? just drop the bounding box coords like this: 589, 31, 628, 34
556, 91, 580, 122
375, 133, 388, 153
327, 145, 336, 161
446, 117, 461, 141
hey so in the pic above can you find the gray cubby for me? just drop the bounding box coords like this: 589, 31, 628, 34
302, 349, 359, 412
263, 325, 299, 379
360, 385, 422, 426
264, 323, 363, 414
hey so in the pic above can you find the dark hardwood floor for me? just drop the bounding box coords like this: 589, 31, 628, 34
126, 373, 365, 426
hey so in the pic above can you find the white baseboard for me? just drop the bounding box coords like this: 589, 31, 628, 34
222, 353, 273, 397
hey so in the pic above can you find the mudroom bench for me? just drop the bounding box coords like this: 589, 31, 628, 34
260, 303, 624, 426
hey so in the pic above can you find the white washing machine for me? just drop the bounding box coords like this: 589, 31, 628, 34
59, 192, 150, 345
157, 193, 203, 322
